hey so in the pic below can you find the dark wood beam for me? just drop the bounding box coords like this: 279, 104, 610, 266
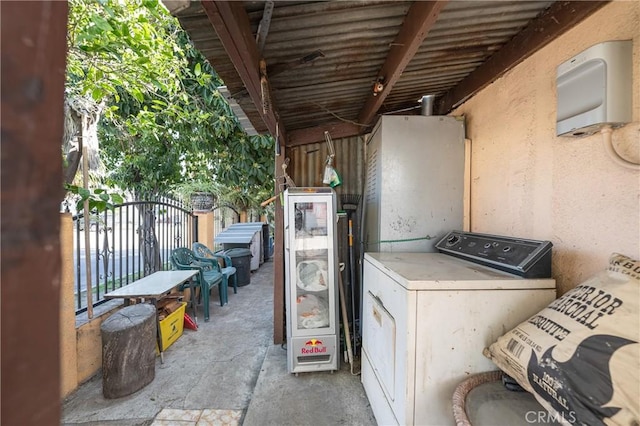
2, 2, 67, 424
357, 1, 448, 127
435, 0, 609, 114
272, 153, 285, 344
287, 121, 364, 147
202, 1, 286, 144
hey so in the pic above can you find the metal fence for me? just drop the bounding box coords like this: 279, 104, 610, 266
72, 196, 197, 314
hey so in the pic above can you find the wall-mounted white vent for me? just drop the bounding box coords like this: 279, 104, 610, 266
556, 40, 632, 137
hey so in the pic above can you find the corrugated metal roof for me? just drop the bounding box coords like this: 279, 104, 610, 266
169, 0, 603, 145
383, 1, 553, 113
259, 1, 412, 131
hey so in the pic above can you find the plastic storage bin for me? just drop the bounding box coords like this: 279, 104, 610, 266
217, 224, 262, 270
224, 248, 252, 286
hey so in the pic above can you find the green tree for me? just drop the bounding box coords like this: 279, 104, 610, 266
67, 0, 274, 206
67, 0, 183, 101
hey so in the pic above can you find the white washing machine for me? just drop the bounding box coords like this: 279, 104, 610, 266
361, 231, 557, 426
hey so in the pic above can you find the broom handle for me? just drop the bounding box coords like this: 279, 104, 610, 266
338, 264, 354, 368
261, 194, 278, 207
347, 212, 357, 352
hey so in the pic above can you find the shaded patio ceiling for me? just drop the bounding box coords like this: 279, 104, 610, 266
165, 1, 607, 146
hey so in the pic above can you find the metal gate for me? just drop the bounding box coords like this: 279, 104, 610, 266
72, 196, 197, 314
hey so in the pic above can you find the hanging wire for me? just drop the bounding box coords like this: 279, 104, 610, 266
324, 130, 335, 159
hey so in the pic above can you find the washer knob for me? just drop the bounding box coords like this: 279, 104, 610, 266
446, 235, 460, 246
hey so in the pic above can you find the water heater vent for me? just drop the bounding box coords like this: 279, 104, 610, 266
556, 40, 632, 137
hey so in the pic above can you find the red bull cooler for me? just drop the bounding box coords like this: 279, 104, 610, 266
284, 188, 340, 373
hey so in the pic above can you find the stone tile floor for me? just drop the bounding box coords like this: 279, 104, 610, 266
151, 408, 243, 425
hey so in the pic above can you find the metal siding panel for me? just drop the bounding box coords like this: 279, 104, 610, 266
287, 136, 365, 198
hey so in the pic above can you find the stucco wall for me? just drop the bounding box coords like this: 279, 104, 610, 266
453, 2, 640, 295
195, 211, 215, 249
60, 214, 78, 398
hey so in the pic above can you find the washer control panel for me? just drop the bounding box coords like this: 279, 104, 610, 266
436, 231, 553, 278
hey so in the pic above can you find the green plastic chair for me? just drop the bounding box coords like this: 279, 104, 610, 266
170, 247, 225, 322
192, 242, 238, 297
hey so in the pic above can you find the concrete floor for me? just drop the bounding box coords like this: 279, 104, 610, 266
61, 259, 376, 426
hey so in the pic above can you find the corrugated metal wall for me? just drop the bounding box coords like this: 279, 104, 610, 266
285, 135, 366, 202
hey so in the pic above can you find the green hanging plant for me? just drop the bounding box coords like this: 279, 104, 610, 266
172, 179, 221, 210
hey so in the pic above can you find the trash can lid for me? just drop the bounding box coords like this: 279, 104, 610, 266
224, 248, 252, 257
228, 222, 265, 232
215, 230, 255, 244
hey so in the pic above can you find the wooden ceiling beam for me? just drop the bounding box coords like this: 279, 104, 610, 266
287, 121, 364, 147
435, 0, 609, 114
357, 1, 448, 127
201, 1, 286, 144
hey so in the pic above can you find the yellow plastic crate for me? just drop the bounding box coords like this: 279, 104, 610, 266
158, 302, 186, 351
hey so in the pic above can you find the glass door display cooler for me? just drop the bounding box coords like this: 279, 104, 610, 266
284, 187, 339, 374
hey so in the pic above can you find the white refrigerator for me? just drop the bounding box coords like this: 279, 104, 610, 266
284, 187, 340, 374
364, 115, 466, 253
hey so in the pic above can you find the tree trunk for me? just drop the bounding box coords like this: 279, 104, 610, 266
138, 202, 162, 274
101, 304, 156, 398
63, 149, 81, 186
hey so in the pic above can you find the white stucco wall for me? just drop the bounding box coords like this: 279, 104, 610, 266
453, 1, 640, 294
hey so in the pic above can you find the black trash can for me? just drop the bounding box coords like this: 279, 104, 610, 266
225, 248, 252, 286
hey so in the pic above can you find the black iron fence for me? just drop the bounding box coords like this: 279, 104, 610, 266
72, 196, 197, 315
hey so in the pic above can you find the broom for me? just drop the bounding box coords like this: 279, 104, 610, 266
340, 193, 361, 354
338, 263, 355, 373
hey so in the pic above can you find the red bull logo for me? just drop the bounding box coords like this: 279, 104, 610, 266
301, 338, 327, 354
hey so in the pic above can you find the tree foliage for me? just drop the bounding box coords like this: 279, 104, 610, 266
67, 0, 182, 101
67, 0, 274, 211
